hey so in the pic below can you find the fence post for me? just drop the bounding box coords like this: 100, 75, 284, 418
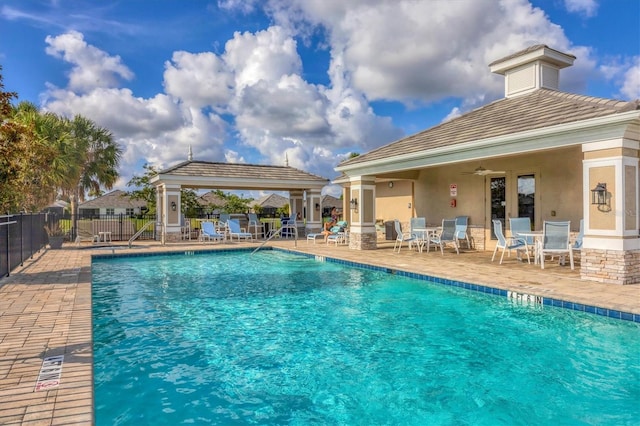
20, 213, 24, 266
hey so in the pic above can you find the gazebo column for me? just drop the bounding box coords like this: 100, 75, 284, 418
161, 184, 182, 242
348, 176, 377, 250
289, 190, 304, 220
305, 189, 322, 234
581, 139, 640, 284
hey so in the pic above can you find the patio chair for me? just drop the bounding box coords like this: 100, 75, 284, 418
509, 217, 534, 258
218, 213, 230, 226
200, 221, 224, 243
572, 219, 584, 253
248, 213, 265, 239
409, 217, 427, 251
280, 217, 297, 239
539, 221, 574, 270
454, 216, 471, 249
227, 219, 253, 241
429, 219, 459, 255
491, 219, 530, 264
393, 220, 417, 253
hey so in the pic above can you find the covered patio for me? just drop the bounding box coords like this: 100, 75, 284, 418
335, 45, 640, 285
150, 161, 329, 241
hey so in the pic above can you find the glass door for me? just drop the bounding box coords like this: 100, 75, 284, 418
517, 174, 535, 230
490, 176, 506, 239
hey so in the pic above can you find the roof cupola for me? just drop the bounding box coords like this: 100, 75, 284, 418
489, 45, 576, 98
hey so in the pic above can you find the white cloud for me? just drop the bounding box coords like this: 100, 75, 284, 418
563, 0, 598, 17
163, 51, 234, 109
45, 31, 134, 93
38, 0, 618, 192
265, 0, 588, 109
600, 56, 640, 100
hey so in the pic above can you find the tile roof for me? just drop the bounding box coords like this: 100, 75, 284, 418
339, 89, 639, 168
79, 190, 147, 209
488, 44, 576, 67
160, 161, 328, 183
254, 193, 289, 208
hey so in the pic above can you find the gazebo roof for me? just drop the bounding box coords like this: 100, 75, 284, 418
151, 161, 329, 191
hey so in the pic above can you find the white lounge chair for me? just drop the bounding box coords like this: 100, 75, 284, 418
200, 221, 224, 243
248, 213, 265, 239
227, 219, 253, 241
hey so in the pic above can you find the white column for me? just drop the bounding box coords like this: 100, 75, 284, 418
348, 176, 377, 249
305, 189, 322, 233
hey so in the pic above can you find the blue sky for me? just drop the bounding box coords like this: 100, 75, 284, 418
1, 0, 638, 197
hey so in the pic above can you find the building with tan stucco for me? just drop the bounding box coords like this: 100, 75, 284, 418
335, 45, 640, 285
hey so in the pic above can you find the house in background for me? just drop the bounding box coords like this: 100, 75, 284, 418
78, 190, 148, 218
335, 45, 639, 285
254, 193, 289, 217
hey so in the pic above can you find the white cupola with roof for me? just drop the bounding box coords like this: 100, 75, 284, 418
489, 44, 576, 98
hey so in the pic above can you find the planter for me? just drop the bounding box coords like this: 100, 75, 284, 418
48, 236, 65, 249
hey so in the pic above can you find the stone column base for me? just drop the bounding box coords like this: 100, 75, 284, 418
349, 231, 377, 250
164, 232, 182, 243
581, 248, 640, 285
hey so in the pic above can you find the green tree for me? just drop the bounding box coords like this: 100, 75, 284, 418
0, 89, 59, 212
126, 164, 159, 213
222, 193, 254, 213
62, 115, 122, 234
127, 164, 202, 217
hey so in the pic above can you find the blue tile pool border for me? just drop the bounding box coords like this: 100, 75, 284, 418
91, 247, 640, 323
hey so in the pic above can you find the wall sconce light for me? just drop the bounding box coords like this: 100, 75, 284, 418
590, 183, 607, 205
408, 202, 411, 209
171, 201, 177, 211
349, 198, 358, 210
315, 203, 320, 211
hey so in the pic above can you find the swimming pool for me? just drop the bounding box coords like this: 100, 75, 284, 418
92, 249, 640, 425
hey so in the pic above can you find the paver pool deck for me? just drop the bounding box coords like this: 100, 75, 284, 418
1, 239, 639, 425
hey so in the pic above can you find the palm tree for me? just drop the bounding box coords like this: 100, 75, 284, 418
62, 115, 122, 235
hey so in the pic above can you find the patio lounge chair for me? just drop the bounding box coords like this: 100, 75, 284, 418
75, 220, 99, 246
200, 221, 224, 243
326, 221, 348, 245
539, 221, 574, 270
393, 220, 416, 253
572, 219, 584, 253
491, 219, 530, 264
227, 219, 253, 241
429, 219, 459, 255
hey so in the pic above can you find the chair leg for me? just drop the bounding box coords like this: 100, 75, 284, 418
491, 245, 499, 262
569, 250, 574, 270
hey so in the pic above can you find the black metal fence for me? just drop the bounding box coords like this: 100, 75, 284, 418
0, 213, 49, 277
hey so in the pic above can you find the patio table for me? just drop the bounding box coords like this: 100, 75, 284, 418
412, 227, 440, 253
516, 231, 543, 264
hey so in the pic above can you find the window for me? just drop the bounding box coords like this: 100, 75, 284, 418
106, 208, 115, 216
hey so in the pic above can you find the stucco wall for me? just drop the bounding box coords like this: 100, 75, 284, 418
375, 180, 414, 224
411, 146, 584, 247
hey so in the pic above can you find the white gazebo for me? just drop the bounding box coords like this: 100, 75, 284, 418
150, 161, 329, 241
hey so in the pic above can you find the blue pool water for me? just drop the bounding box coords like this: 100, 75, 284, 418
92, 250, 640, 425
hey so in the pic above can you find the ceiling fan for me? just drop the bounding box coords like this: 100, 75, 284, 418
461, 166, 506, 176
